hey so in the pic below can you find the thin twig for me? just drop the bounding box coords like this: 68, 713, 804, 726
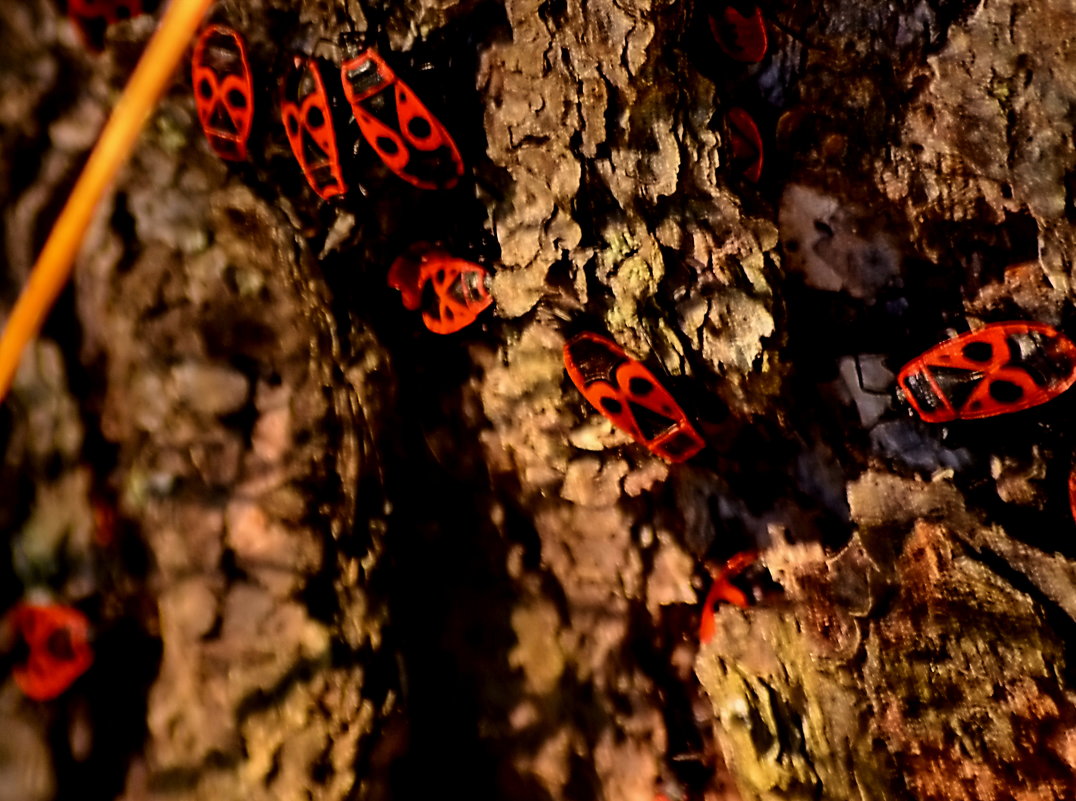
0, 0, 212, 402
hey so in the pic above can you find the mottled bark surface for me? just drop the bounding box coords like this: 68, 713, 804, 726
3, 0, 1076, 799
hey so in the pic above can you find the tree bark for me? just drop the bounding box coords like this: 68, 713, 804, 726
3, 0, 1076, 799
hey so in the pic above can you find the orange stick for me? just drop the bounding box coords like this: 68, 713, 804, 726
0, 0, 212, 402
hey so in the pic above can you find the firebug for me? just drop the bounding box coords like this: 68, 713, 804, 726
1069, 464, 1076, 526
563, 333, 705, 463
726, 107, 763, 183
897, 322, 1076, 423
340, 44, 464, 190
388, 245, 493, 334
8, 603, 93, 701
281, 55, 348, 200
709, 4, 768, 63
191, 24, 254, 161
698, 551, 759, 644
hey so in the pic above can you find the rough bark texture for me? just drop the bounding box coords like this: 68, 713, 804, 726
4, 0, 1076, 800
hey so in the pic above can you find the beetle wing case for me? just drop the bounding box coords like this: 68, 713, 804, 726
564, 332, 705, 462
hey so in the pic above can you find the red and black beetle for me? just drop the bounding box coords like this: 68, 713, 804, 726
191, 24, 254, 161
66, 0, 147, 51
709, 4, 768, 63
726, 107, 763, 183
1068, 463, 1076, 526
563, 333, 706, 463
897, 322, 1076, 423
281, 55, 348, 200
388, 245, 492, 334
340, 45, 464, 190
8, 603, 93, 701
698, 550, 758, 644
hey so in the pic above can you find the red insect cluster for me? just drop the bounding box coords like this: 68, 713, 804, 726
563, 333, 705, 463
188, 25, 464, 202
64, 9, 1076, 780
710, 4, 769, 183
8, 603, 93, 701
388, 246, 493, 334
897, 322, 1076, 423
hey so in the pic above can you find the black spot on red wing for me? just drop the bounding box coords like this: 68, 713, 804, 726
79, 17, 108, 50
285, 113, 299, 137
627, 376, 654, 396
198, 78, 213, 99
962, 341, 993, 362
929, 365, 981, 411
567, 338, 624, 386
988, 379, 1024, 404
376, 136, 399, 154
113, 4, 130, 19
1007, 331, 1074, 388
420, 281, 441, 320
712, 15, 745, 55
600, 397, 624, 415
306, 106, 325, 129
226, 88, 247, 109
45, 629, 75, 661
408, 116, 432, 139
628, 399, 677, 441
